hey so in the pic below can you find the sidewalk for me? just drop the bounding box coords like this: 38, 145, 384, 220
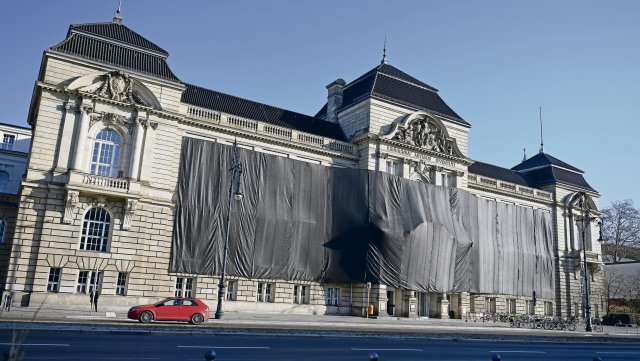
1, 305, 639, 340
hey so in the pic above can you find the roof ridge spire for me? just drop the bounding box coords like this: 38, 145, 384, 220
381, 35, 389, 65
113, 0, 123, 24
539, 106, 544, 154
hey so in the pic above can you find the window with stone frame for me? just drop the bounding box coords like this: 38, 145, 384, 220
47, 268, 61, 292
507, 298, 517, 314
76, 270, 102, 294
80, 208, 111, 252
256, 282, 274, 302
293, 284, 309, 304
525, 300, 535, 315
486, 297, 496, 313
544, 301, 553, 316
226, 280, 237, 301
326, 287, 340, 306
90, 129, 122, 177
116, 272, 128, 296
385, 159, 401, 176
175, 277, 194, 298
0, 171, 9, 193
0, 219, 5, 243
441, 172, 457, 188
1, 134, 15, 150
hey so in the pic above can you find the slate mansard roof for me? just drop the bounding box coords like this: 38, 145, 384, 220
182, 85, 347, 141
316, 63, 467, 126
470, 152, 596, 193
50, 22, 180, 82
48, 20, 347, 141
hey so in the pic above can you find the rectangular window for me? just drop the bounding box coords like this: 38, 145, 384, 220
0, 219, 5, 243
441, 172, 457, 187
1, 135, 15, 150
385, 160, 398, 176
293, 285, 308, 304
526, 300, 535, 315
116, 272, 127, 296
77, 270, 102, 294
47, 268, 61, 292
326, 287, 340, 306
175, 277, 195, 297
507, 299, 517, 314
226, 280, 236, 301
544, 301, 553, 316
256, 282, 274, 303
486, 297, 496, 313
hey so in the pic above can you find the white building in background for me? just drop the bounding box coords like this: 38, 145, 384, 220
0, 123, 31, 194
0, 11, 603, 319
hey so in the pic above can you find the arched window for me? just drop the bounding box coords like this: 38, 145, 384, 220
91, 130, 122, 177
0, 171, 9, 193
80, 208, 111, 252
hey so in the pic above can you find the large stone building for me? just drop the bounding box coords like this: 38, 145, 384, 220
1, 12, 604, 319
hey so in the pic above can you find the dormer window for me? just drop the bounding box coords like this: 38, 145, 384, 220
91, 129, 121, 177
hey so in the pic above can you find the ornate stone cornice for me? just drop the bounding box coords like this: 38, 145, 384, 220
90, 112, 135, 134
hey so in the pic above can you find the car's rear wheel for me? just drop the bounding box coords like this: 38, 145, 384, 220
139, 311, 154, 324
190, 313, 204, 325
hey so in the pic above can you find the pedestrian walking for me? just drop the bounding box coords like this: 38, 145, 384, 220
89, 289, 100, 313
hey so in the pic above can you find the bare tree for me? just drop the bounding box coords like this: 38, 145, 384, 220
602, 268, 627, 315
601, 199, 640, 262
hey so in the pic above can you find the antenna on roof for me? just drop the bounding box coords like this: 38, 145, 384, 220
539, 106, 544, 154
523, 147, 527, 162
381, 35, 389, 65
113, 0, 123, 24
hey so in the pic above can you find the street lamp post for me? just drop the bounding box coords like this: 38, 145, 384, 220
577, 191, 603, 332
214, 141, 243, 320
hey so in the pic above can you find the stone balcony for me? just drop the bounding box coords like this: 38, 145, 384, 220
467, 173, 553, 203
67, 170, 140, 198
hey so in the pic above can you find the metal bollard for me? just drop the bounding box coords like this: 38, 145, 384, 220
204, 350, 216, 360
491, 354, 501, 361
369, 352, 379, 361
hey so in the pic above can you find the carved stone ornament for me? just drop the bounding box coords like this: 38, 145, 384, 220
122, 199, 139, 230
63, 190, 80, 224
89, 196, 108, 209
391, 117, 456, 156
93, 71, 136, 103
139, 118, 159, 130
409, 160, 434, 183
90, 112, 134, 134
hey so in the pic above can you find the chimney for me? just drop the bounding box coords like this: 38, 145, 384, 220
325, 78, 346, 123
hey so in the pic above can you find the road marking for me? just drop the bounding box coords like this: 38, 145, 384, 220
177, 346, 270, 349
597, 352, 640, 354
489, 351, 546, 354
0, 343, 70, 347
351, 348, 424, 352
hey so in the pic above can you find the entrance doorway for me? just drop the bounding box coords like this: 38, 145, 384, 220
386, 291, 395, 316
417, 292, 429, 317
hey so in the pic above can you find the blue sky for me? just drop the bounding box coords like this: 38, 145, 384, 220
1, 1, 638, 208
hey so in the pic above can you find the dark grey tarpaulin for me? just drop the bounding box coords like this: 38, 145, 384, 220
171, 138, 554, 298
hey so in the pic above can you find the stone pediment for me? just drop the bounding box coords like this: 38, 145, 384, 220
382, 112, 464, 158
67, 71, 162, 110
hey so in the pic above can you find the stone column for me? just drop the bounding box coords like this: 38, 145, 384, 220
71, 103, 93, 171
139, 119, 158, 184
54, 99, 77, 173
129, 111, 146, 180
440, 292, 450, 319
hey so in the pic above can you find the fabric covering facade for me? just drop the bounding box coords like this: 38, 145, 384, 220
172, 139, 555, 299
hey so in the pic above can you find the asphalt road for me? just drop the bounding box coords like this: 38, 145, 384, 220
1, 326, 639, 361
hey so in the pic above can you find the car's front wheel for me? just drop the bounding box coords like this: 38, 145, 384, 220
139, 311, 154, 324
190, 313, 204, 325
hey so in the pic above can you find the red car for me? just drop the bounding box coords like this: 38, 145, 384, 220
127, 297, 210, 325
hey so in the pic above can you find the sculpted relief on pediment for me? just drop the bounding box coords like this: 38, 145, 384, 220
67, 71, 162, 110
386, 113, 463, 158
